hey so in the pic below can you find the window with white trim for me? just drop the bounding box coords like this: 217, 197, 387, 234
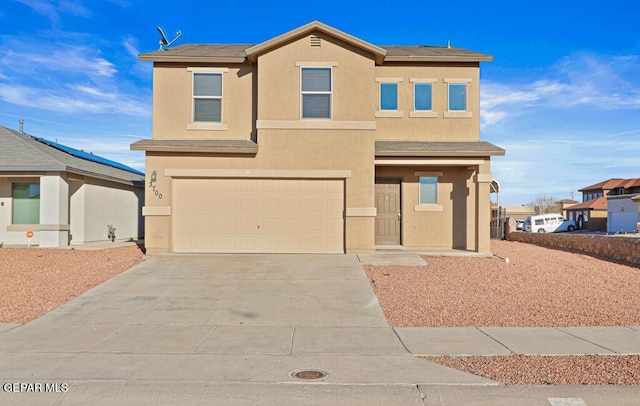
193, 73, 222, 122
380, 83, 398, 111
448, 83, 467, 111
414, 83, 433, 111
444, 78, 472, 118
375, 77, 403, 117
301, 67, 332, 119
419, 176, 438, 204
12, 183, 40, 224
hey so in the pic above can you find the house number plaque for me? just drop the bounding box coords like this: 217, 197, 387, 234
148, 170, 163, 200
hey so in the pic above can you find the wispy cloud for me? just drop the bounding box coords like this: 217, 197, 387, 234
123, 37, 140, 60
0, 84, 149, 116
0, 39, 150, 117
11, 0, 91, 23
0, 44, 117, 78
481, 52, 640, 129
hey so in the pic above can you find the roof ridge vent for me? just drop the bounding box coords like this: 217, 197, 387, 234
310, 35, 321, 47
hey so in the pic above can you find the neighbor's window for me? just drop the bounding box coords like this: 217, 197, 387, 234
414, 83, 433, 111
419, 177, 438, 204
380, 83, 399, 110
193, 73, 222, 122
12, 183, 40, 224
448, 83, 467, 111
301, 67, 332, 118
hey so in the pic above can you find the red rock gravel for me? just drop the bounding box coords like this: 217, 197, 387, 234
365, 240, 640, 327
0, 245, 147, 323
423, 355, 640, 385
365, 240, 640, 384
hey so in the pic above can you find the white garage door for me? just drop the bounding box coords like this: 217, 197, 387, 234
608, 211, 639, 233
173, 178, 344, 253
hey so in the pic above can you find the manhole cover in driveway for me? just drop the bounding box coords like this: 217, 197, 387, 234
290, 369, 328, 380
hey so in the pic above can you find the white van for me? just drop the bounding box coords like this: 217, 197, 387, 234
523, 213, 576, 233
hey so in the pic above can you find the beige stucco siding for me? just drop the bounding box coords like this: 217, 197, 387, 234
257, 32, 376, 122
375, 165, 482, 251
152, 63, 255, 140
143, 129, 375, 254
373, 64, 480, 141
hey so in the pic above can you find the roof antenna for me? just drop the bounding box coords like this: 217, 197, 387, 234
156, 27, 182, 51
19, 119, 24, 133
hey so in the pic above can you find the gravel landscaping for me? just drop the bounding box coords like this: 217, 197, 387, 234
423, 355, 640, 385
365, 240, 640, 327
0, 245, 147, 323
365, 240, 640, 385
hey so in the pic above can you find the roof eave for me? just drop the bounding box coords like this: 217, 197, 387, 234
375, 150, 505, 157
0, 167, 142, 186
130, 140, 259, 154
139, 55, 247, 64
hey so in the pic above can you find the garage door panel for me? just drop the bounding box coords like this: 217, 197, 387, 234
173, 179, 344, 253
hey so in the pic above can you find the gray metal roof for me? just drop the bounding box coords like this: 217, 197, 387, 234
0, 126, 144, 185
376, 141, 505, 157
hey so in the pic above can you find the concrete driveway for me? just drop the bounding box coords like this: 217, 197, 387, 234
0, 254, 493, 405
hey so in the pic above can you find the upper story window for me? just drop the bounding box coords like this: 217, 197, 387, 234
375, 77, 403, 118
193, 73, 222, 122
583, 191, 603, 202
187, 67, 228, 131
444, 78, 472, 118
414, 83, 432, 111
301, 67, 332, 119
448, 83, 467, 111
12, 183, 40, 224
409, 78, 437, 118
380, 83, 398, 110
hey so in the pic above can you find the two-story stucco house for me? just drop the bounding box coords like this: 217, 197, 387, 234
131, 21, 504, 255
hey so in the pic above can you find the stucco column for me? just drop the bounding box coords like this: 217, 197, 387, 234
475, 162, 492, 254
39, 173, 70, 247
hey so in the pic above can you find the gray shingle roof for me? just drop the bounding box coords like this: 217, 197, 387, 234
383, 45, 492, 61
130, 139, 258, 153
140, 44, 491, 63
376, 141, 505, 156
0, 126, 144, 185
140, 44, 250, 60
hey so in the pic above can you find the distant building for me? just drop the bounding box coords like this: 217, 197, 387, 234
566, 178, 640, 232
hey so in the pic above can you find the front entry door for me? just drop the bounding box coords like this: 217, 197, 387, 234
375, 181, 401, 245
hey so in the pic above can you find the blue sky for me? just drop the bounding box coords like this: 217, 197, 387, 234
1, 0, 639, 205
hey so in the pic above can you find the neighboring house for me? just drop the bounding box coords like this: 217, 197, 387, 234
0, 125, 145, 247
566, 178, 640, 232
131, 21, 504, 255
555, 199, 577, 219
503, 206, 536, 221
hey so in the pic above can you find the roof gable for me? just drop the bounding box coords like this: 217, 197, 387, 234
244, 21, 387, 65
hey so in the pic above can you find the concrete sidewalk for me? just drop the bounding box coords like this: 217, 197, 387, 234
394, 326, 640, 356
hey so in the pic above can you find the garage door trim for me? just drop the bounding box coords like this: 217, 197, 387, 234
165, 169, 351, 179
